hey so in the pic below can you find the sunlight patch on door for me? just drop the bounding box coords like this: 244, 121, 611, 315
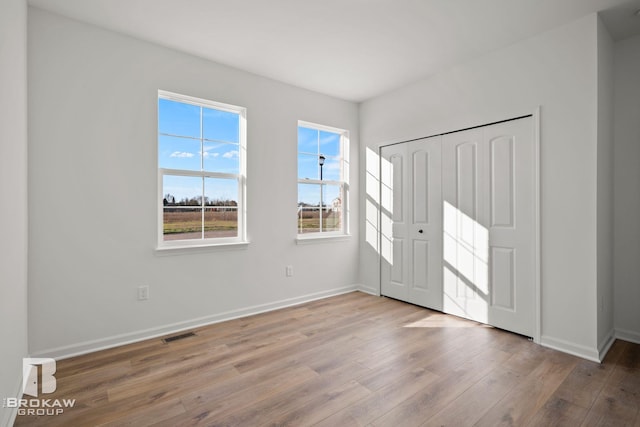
442, 201, 489, 323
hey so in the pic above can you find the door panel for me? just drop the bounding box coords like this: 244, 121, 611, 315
443, 128, 488, 323
413, 150, 430, 224
380, 145, 408, 302
380, 136, 442, 310
391, 155, 404, 222
456, 142, 478, 221
442, 117, 534, 337
490, 135, 515, 228
484, 119, 535, 336
491, 247, 515, 310
390, 239, 404, 284
412, 240, 429, 290
408, 138, 442, 308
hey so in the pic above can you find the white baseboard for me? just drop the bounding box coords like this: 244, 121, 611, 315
356, 284, 379, 296
598, 330, 616, 362
616, 328, 640, 345
540, 335, 600, 363
1, 375, 23, 427
31, 285, 358, 361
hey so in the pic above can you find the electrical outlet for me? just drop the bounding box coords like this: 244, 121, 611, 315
137, 285, 149, 301
286, 265, 294, 277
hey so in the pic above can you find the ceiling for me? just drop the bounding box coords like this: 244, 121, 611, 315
27, 0, 640, 102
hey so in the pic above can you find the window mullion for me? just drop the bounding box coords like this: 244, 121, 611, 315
341, 182, 347, 234
200, 106, 204, 240
298, 178, 341, 186
237, 175, 243, 241
200, 106, 204, 172
317, 128, 322, 234
201, 176, 205, 240
317, 129, 321, 181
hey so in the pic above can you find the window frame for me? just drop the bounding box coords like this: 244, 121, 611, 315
157, 90, 247, 250
297, 120, 350, 240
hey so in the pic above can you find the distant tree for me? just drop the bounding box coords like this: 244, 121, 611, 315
163, 194, 175, 206
176, 196, 200, 206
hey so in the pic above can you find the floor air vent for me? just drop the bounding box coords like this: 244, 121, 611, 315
162, 331, 196, 343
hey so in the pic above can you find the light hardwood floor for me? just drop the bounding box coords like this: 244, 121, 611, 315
14, 292, 640, 426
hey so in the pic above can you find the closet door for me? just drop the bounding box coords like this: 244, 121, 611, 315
380, 136, 442, 310
442, 117, 534, 337
442, 128, 489, 323
484, 118, 535, 337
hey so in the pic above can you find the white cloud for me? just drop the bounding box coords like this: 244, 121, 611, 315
223, 150, 239, 159
325, 161, 341, 170
170, 151, 195, 158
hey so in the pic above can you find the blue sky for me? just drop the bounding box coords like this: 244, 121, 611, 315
297, 126, 341, 181
159, 98, 239, 203
298, 183, 341, 207
159, 98, 343, 206
297, 126, 342, 205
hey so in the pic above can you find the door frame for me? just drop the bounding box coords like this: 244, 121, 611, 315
377, 108, 541, 344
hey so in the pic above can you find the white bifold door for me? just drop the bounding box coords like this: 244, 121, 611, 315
380, 136, 443, 310
381, 117, 535, 337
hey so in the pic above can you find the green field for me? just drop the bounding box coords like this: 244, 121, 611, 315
163, 210, 237, 236
297, 210, 341, 233
163, 208, 341, 238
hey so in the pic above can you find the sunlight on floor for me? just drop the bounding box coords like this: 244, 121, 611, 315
403, 313, 493, 329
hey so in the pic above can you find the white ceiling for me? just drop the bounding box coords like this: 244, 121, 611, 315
27, 0, 640, 102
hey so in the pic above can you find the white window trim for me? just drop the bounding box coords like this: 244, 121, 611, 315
296, 233, 351, 244
296, 120, 350, 241
156, 90, 247, 251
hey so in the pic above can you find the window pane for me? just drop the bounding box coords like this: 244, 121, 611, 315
320, 131, 340, 157
203, 142, 240, 174
322, 184, 342, 232
159, 98, 200, 138
297, 183, 342, 233
203, 108, 239, 143
204, 178, 238, 239
298, 153, 320, 180
298, 183, 321, 233
298, 126, 318, 154
320, 156, 341, 181
159, 135, 202, 171
162, 175, 203, 241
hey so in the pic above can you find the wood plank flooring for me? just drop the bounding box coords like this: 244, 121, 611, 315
14, 291, 640, 426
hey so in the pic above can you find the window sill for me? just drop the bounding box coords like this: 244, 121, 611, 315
295, 234, 351, 245
155, 241, 249, 256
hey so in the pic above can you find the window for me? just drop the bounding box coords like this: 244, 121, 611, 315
297, 121, 349, 237
158, 91, 246, 247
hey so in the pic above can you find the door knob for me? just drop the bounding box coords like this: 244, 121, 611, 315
418, 229, 423, 234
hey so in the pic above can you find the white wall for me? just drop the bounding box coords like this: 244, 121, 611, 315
0, 0, 29, 424
28, 8, 359, 357
613, 33, 640, 344
596, 16, 615, 356
360, 14, 603, 360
